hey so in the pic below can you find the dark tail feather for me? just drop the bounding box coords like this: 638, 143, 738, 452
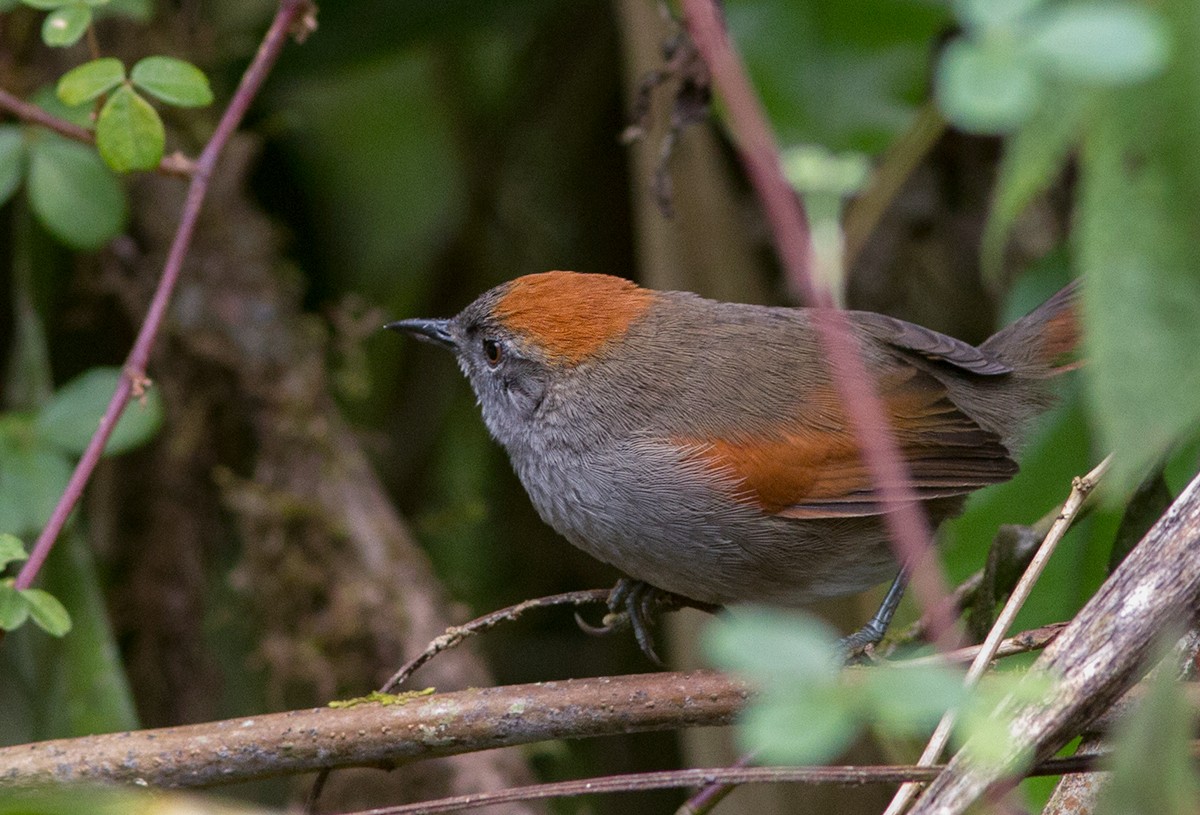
980, 280, 1081, 378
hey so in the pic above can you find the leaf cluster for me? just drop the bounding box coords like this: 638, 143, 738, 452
0, 368, 162, 635
704, 608, 1054, 768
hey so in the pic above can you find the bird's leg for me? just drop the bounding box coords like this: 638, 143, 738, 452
838, 570, 909, 656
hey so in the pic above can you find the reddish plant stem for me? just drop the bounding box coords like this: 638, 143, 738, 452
348, 754, 1104, 815
0, 87, 195, 178
0, 87, 93, 142
678, 0, 957, 648
13, 0, 315, 592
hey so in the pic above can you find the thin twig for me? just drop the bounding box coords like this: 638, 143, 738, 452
382, 589, 612, 692
0, 86, 195, 178
679, 0, 958, 652
304, 588, 614, 814
883, 455, 1111, 815
11, 0, 316, 594
906, 621, 1068, 667
342, 753, 1110, 815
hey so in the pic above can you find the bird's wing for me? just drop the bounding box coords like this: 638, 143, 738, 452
673, 367, 1017, 520
848, 311, 1013, 376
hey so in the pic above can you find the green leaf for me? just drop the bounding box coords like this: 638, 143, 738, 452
783, 144, 871, 197
130, 56, 213, 107
953, 0, 1045, 32
27, 135, 126, 249
95, 84, 164, 172
0, 436, 72, 537
861, 663, 970, 736
0, 582, 30, 631
0, 125, 25, 207
0, 534, 27, 569
741, 685, 860, 764
56, 57, 125, 107
1097, 658, 1200, 815
20, 0, 71, 9
30, 84, 94, 129
1077, 0, 1200, 492
19, 588, 72, 636
1029, 4, 1170, 86
41, 2, 91, 47
936, 38, 1042, 134
35, 367, 163, 456
981, 92, 1088, 281
704, 607, 842, 685
956, 670, 1057, 767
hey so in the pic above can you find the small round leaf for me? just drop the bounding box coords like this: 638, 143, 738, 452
27, 135, 126, 248
0, 583, 30, 631
0, 534, 27, 569
31, 84, 94, 128
0, 125, 25, 206
20, 588, 72, 636
861, 663, 970, 736
0, 437, 72, 536
35, 366, 164, 456
741, 686, 860, 765
936, 38, 1042, 134
1028, 4, 1169, 85
41, 2, 91, 47
704, 607, 842, 685
96, 84, 164, 172
130, 56, 213, 107
56, 57, 125, 107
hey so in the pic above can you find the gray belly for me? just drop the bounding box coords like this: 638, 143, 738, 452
509, 437, 899, 606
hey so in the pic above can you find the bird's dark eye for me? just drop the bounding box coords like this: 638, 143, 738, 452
482, 338, 502, 366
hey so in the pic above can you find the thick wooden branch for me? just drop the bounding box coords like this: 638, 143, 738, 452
0, 672, 746, 789
909, 469, 1200, 814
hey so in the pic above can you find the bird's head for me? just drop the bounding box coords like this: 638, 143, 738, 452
387, 271, 655, 444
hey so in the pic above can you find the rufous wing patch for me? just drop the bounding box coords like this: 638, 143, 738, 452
675, 370, 1017, 519
495, 272, 655, 363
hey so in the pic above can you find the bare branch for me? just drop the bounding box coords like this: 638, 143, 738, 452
0, 671, 746, 788
0, 615, 1078, 791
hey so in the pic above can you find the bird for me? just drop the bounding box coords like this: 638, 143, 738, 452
388, 271, 1079, 660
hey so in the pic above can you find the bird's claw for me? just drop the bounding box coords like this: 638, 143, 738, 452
575, 579, 721, 665
573, 579, 669, 665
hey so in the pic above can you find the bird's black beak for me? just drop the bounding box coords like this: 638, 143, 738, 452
385, 318, 456, 350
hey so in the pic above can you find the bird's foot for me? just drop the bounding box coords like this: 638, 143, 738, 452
837, 570, 909, 663
836, 618, 889, 662
575, 579, 718, 665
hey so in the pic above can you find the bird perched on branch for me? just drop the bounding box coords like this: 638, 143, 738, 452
389, 271, 1079, 660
